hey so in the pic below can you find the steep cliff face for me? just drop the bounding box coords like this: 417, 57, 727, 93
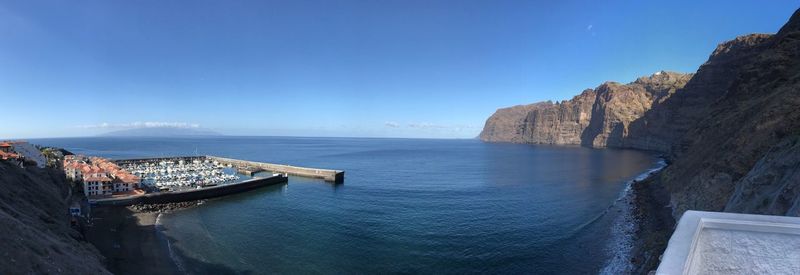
724, 137, 800, 215
519, 89, 595, 145
480, 8, 800, 220
479, 102, 554, 143
0, 162, 110, 274
660, 9, 800, 218
479, 71, 692, 146
625, 33, 772, 152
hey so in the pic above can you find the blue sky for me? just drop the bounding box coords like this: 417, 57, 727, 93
1, 1, 797, 139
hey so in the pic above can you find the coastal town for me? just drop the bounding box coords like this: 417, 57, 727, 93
0, 140, 341, 209
0, 140, 280, 208
1, 140, 340, 203
64, 155, 142, 196
0, 138, 345, 274
63, 155, 243, 197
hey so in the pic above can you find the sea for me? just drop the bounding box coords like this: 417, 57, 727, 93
33, 136, 663, 274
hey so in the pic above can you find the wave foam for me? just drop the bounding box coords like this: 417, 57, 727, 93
599, 159, 667, 274
155, 213, 187, 274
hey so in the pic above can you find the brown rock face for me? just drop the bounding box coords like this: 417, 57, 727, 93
479, 71, 692, 147
479, 102, 554, 143
520, 89, 595, 145
659, 9, 800, 218
625, 33, 773, 152
481, 8, 800, 220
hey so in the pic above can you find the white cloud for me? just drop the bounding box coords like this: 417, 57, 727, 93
77, 121, 201, 129
384, 122, 480, 132
407, 122, 447, 129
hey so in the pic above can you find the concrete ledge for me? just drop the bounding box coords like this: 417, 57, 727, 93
657, 210, 800, 275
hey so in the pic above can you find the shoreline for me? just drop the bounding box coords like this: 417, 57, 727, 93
628, 168, 676, 274
599, 159, 667, 274
86, 201, 205, 275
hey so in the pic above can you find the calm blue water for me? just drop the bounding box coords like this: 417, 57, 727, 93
34, 136, 659, 274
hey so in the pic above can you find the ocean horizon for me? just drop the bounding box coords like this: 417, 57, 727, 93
34, 136, 661, 274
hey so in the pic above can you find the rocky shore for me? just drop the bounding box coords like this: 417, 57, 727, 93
628, 173, 676, 274
128, 199, 208, 213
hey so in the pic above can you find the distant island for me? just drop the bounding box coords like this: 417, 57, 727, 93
99, 127, 222, 137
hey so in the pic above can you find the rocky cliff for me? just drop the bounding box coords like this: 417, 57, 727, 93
625, 33, 772, 152
479, 71, 692, 147
0, 162, 110, 274
480, 8, 800, 220
659, 9, 800, 218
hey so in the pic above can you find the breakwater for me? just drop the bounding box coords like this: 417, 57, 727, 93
206, 155, 345, 183
89, 155, 343, 206
91, 175, 287, 206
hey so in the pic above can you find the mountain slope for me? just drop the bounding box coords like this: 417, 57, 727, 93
0, 162, 110, 274
625, 34, 772, 152
659, 9, 800, 217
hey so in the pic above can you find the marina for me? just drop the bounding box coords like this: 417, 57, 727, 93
87, 155, 345, 205
117, 157, 242, 192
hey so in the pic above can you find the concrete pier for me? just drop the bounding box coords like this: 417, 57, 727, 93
206, 156, 345, 183
91, 174, 288, 206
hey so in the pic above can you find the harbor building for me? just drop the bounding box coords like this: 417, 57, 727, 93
63, 155, 86, 181
83, 172, 113, 196
64, 155, 141, 197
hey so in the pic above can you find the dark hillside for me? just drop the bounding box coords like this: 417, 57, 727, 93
0, 162, 109, 274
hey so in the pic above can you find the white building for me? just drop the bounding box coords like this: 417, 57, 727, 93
68, 156, 141, 196
8, 141, 46, 168
83, 172, 113, 196
63, 155, 87, 181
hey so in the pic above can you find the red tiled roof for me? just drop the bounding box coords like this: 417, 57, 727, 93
0, 151, 19, 160
84, 176, 112, 182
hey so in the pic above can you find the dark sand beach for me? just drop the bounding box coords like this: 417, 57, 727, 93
87, 206, 179, 275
